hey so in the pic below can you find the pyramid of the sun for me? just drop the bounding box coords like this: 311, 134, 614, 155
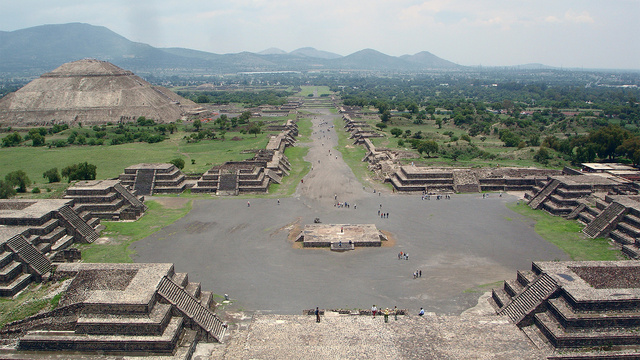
0, 59, 205, 126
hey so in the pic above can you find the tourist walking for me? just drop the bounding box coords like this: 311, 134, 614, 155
384, 308, 390, 323
394, 306, 398, 321
372, 305, 377, 317
315, 307, 321, 323
247, 201, 250, 207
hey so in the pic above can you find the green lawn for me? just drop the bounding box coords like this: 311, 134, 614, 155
78, 200, 193, 263
507, 201, 622, 261
296, 86, 331, 97
333, 118, 373, 187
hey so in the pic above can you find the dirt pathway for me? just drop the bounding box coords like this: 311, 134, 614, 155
295, 108, 369, 207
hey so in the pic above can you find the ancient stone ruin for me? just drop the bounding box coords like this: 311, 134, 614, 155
192, 123, 297, 195
0, 263, 225, 358
64, 179, 147, 221
295, 224, 387, 251
491, 260, 640, 358
525, 173, 640, 258
119, 163, 188, 196
0, 59, 205, 126
0, 199, 100, 296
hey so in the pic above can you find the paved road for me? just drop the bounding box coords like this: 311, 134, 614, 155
132, 108, 568, 315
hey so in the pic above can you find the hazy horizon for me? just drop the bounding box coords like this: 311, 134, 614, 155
2, 0, 639, 70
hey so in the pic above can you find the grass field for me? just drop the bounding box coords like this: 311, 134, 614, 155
333, 118, 373, 187
78, 200, 193, 263
296, 86, 331, 97
0, 115, 310, 195
0, 281, 65, 327
507, 201, 622, 261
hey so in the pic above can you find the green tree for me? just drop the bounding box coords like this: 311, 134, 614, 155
390, 128, 403, 137
0, 180, 16, 199
5, 170, 30, 193
248, 124, 261, 137
417, 140, 439, 157
533, 147, 552, 164
193, 119, 202, 131
2, 132, 22, 147
435, 118, 442, 129
169, 158, 185, 170
61, 162, 97, 182
42, 168, 61, 183
380, 110, 391, 122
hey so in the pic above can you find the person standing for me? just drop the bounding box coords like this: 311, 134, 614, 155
315, 307, 321, 323
394, 306, 398, 321
372, 305, 377, 317
419, 308, 425, 316
384, 308, 390, 323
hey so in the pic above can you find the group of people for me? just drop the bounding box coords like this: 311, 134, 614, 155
398, 251, 409, 260
371, 305, 399, 322
413, 269, 422, 279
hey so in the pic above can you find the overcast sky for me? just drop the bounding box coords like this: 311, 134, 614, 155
2, 0, 639, 69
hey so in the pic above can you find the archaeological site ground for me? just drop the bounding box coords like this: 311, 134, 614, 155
2, 60, 640, 359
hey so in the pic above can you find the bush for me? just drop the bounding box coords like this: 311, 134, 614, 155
5, 170, 30, 193
42, 168, 61, 183
31, 187, 41, 194
375, 122, 387, 129
0, 180, 16, 199
169, 158, 185, 170
61, 162, 97, 182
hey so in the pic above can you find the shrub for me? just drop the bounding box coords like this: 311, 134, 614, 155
42, 168, 61, 183
61, 162, 97, 182
31, 187, 41, 194
169, 158, 185, 170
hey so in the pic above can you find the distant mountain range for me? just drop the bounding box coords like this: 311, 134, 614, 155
0, 23, 467, 76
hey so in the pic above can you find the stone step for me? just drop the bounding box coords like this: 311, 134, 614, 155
0, 261, 23, 283
0, 273, 32, 297
36, 242, 52, 254
199, 291, 213, 309
549, 296, 640, 329
185, 282, 201, 299
51, 234, 75, 252
40, 226, 67, 244
535, 311, 640, 348
172, 272, 188, 287
610, 229, 635, 246
19, 317, 184, 353
76, 303, 172, 336
0, 251, 13, 268
6, 235, 51, 277
622, 244, 640, 259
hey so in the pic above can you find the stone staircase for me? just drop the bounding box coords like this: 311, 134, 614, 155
528, 179, 560, 210
114, 182, 146, 210
134, 168, 156, 195
6, 234, 51, 278
57, 205, 99, 243
157, 276, 226, 342
497, 273, 558, 326
582, 202, 627, 238
216, 173, 238, 196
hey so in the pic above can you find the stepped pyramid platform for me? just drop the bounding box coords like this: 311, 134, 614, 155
65, 179, 147, 221
0, 59, 205, 127
0, 263, 225, 358
388, 166, 558, 193
119, 163, 188, 196
0, 200, 100, 297
523, 173, 640, 258
526, 174, 631, 216
192, 126, 296, 195
295, 224, 386, 249
491, 261, 640, 358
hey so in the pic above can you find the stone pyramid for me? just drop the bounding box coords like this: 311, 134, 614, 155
0, 59, 205, 126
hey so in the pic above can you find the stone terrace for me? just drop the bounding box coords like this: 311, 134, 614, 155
491, 260, 640, 358
0, 263, 225, 359
119, 163, 188, 196
64, 179, 147, 221
524, 174, 640, 258
389, 165, 559, 193
0, 199, 100, 297
191, 125, 296, 195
